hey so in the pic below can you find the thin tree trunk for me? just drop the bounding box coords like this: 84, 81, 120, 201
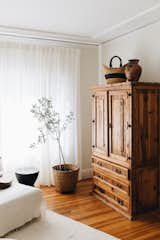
57, 139, 66, 169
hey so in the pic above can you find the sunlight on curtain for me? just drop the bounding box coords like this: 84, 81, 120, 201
0, 41, 81, 185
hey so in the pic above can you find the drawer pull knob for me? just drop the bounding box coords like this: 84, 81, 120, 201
116, 169, 122, 174
99, 188, 105, 193
97, 162, 102, 166
118, 199, 124, 206
117, 183, 122, 189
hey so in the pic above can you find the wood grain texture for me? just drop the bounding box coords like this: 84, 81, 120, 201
92, 91, 107, 156
108, 90, 130, 166
41, 179, 160, 240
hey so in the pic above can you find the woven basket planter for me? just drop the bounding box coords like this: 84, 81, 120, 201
52, 164, 79, 193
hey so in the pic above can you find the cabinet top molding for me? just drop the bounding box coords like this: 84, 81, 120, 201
91, 82, 160, 91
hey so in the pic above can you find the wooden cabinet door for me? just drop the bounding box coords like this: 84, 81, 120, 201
92, 91, 107, 156
108, 90, 131, 167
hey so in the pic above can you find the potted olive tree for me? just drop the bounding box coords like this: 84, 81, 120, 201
30, 97, 79, 193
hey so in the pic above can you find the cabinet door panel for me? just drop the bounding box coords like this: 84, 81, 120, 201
136, 168, 158, 213
133, 89, 159, 167
108, 91, 131, 166
92, 91, 107, 156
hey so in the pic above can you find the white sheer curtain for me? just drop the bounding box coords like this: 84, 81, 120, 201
0, 40, 81, 185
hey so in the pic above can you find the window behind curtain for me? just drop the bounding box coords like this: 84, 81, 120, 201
0, 41, 81, 185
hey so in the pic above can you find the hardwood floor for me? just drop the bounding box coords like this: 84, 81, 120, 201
41, 179, 160, 240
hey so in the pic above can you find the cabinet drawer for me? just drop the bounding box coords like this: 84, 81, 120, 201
94, 185, 130, 212
93, 176, 130, 200
92, 157, 130, 180
93, 170, 130, 196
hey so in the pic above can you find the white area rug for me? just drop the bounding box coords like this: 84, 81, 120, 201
7, 210, 118, 240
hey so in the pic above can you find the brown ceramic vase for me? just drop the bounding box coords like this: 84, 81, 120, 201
125, 59, 142, 82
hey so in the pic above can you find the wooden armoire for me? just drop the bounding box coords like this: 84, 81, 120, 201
91, 82, 160, 220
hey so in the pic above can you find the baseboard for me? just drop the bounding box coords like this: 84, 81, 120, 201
81, 168, 93, 179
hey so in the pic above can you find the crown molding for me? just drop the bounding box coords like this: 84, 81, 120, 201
0, 4, 160, 46
94, 3, 160, 44
0, 25, 100, 46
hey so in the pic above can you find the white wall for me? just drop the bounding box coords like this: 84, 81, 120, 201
100, 20, 160, 84
80, 46, 98, 178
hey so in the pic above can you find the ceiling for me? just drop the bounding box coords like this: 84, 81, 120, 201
0, 0, 160, 44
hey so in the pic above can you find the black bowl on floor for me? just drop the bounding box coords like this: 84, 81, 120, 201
15, 167, 39, 186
